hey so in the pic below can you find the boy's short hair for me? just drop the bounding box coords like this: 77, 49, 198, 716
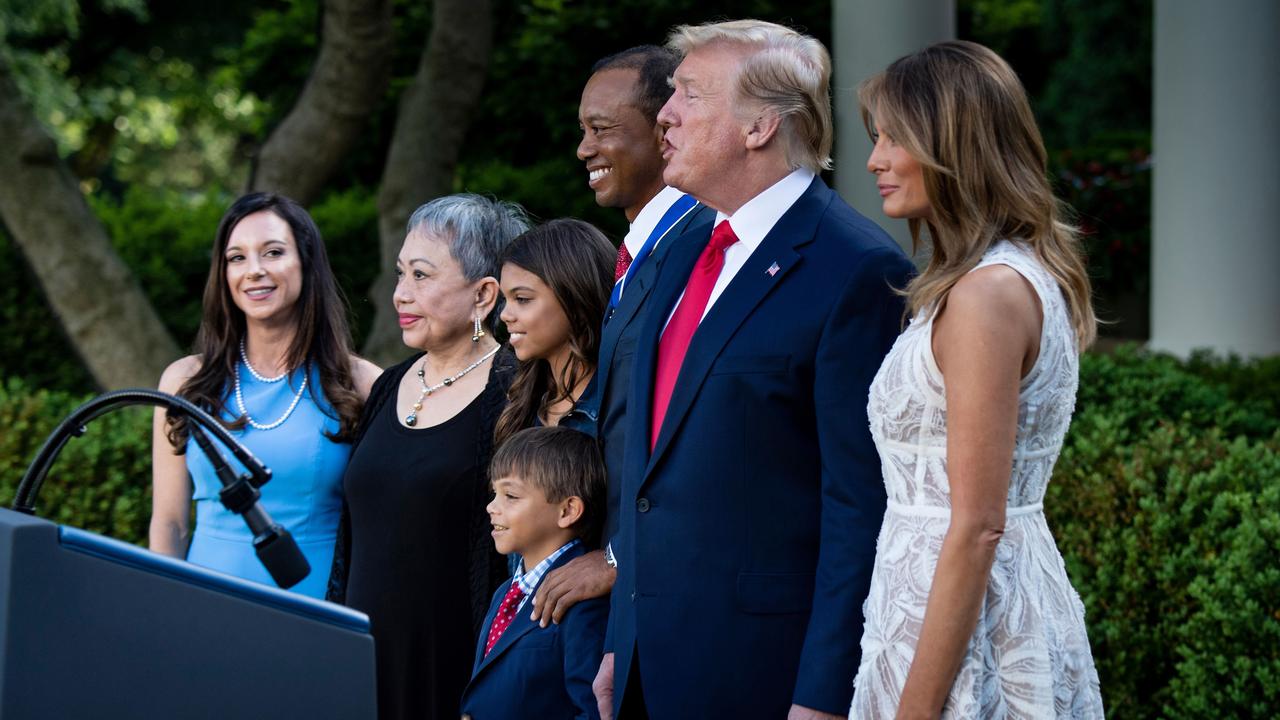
491, 426, 605, 545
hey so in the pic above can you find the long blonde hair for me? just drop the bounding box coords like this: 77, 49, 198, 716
858, 40, 1096, 348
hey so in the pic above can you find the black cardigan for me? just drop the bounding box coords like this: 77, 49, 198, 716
326, 347, 517, 635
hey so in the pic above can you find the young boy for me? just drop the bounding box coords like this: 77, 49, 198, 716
460, 426, 608, 720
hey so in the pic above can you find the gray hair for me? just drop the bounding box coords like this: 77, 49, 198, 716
668, 19, 833, 173
406, 193, 531, 326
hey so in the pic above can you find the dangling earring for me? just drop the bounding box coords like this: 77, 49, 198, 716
472, 316, 485, 343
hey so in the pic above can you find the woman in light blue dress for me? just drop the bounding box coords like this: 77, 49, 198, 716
149, 193, 380, 599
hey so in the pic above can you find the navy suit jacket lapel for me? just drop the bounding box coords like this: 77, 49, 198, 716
597, 206, 712, 403
641, 178, 833, 479
625, 218, 713, 484
596, 263, 654, 399
470, 544, 586, 676
471, 578, 510, 676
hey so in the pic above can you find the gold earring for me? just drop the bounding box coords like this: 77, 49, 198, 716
472, 316, 485, 343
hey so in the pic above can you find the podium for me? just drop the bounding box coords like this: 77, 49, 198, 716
0, 508, 376, 719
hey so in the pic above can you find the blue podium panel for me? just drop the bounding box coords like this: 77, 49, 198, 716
0, 509, 376, 720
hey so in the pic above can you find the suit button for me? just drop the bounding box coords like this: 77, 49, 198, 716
630, 591, 637, 601
636, 497, 651, 512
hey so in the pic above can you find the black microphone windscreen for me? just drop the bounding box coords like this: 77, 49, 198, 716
253, 527, 312, 589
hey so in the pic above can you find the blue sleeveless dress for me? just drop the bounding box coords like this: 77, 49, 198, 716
185, 363, 350, 598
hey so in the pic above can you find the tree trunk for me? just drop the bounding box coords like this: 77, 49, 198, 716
248, 0, 395, 205
0, 57, 179, 389
362, 0, 495, 365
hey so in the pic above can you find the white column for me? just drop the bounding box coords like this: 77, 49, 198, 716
1150, 0, 1280, 357
831, 0, 955, 253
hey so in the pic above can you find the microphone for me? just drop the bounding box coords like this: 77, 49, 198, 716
12, 389, 311, 590
189, 426, 311, 589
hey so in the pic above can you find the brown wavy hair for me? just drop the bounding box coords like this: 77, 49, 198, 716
859, 40, 1096, 348
166, 193, 363, 450
493, 219, 614, 448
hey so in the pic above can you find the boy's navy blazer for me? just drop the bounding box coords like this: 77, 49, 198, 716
587, 201, 716, 543
607, 176, 915, 717
461, 543, 607, 720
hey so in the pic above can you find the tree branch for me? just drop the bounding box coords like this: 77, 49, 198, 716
363, 0, 494, 363
0, 56, 180, 389
248, 0, 395, 205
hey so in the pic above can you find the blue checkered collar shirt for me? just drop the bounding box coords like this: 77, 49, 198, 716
512, 538, 581, 613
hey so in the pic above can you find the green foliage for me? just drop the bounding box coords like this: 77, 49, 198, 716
1037, 0, 1152, 150
0, 377, 152, 545
0, 0, 146, 45
1049, 348, 1280, 718
964, 0, 1042, 39
1051, 134, 1152, 335
1163, 441, 1280, 718
0, 228, 95, 391
1074, 346, 1280, 441
90, 186, 226, 348
962, 1, 1154, 338
3, 0, 262, 192
308, 186, 381, 346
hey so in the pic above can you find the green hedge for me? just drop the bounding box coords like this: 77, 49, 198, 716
1048, 346, 1279, 718
0, 378, 153, 542
1, 348, 1277, 715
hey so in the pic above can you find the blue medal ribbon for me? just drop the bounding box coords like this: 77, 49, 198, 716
609, 193, 699, 309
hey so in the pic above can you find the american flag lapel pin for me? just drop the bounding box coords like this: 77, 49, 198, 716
766, 261, 780, 277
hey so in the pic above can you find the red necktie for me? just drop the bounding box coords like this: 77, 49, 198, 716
650, 220, 739, 450
483, 583, 526, 656
614, 243, 634, 282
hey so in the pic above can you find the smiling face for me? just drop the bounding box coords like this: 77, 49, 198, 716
656, 43, 751, 208
394, 229, 481, 351
498, 262, 574, 368
224, 210, 304, 325
486, 474, 574, 563
576, 68, 667, 222
866, 123, 932, 219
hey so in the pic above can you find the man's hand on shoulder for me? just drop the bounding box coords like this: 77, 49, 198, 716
788, 704, 845, 720
530, 548, 617, 627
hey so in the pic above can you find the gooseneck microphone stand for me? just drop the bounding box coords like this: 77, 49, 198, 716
11, 388, 311, 589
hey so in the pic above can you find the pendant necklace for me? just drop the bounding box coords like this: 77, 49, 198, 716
405, 345, 500, 427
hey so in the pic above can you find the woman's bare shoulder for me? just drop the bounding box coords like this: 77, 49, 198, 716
158, 355, 202, 393
349, 355, 383, 400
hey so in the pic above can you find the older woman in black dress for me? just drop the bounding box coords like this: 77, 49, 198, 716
327, 194, 529, 720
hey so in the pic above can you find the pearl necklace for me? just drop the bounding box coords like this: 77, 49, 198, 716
404, 345, 500, 427
235, 364, 308, 431
239, 339, 287, 383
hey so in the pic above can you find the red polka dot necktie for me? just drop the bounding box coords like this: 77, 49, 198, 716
650, 220, 739, 450
615, 242, 634, 282
484, 583, 526, 656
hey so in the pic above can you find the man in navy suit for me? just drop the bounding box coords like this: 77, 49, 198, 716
591, 20, 915, 720
531, 46, 715, 626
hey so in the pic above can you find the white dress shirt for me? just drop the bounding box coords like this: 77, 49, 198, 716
617, 185, 690, 299
668, 168, 815, 326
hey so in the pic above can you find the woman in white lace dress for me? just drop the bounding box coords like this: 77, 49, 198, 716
849, 41, 1105, 719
